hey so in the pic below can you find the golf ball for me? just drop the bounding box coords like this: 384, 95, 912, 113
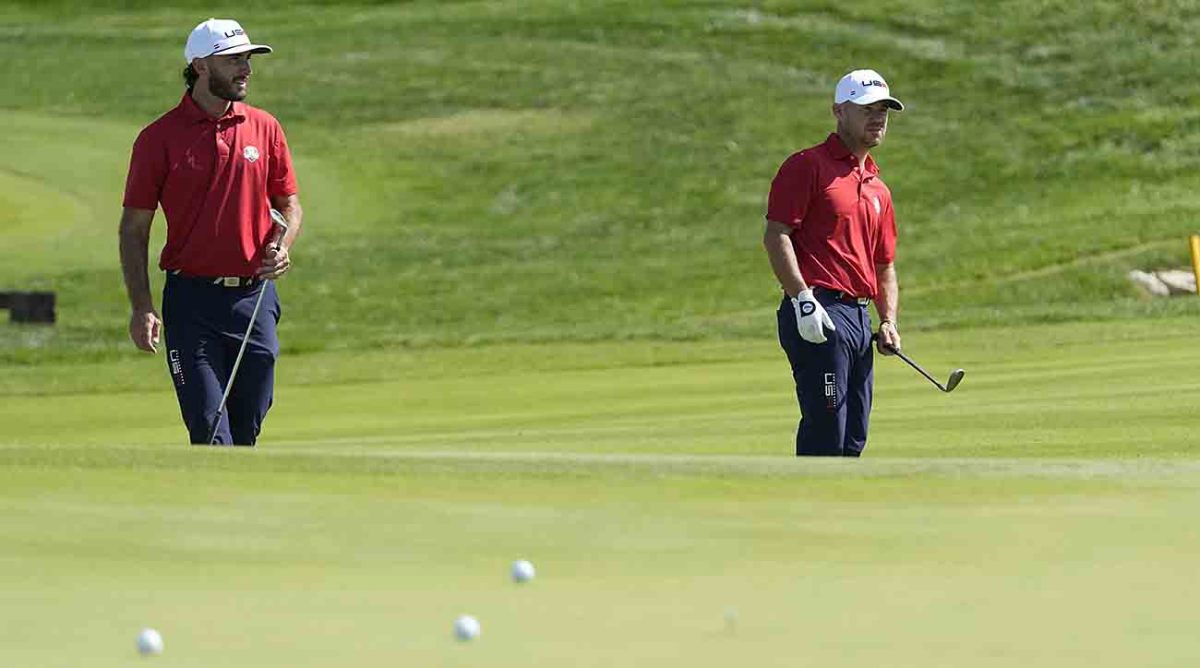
136, 628, 164, 656
454, 615, 480, 642
511, 559, 536, 583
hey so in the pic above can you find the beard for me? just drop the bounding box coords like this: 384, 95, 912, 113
207, 73, 247, 102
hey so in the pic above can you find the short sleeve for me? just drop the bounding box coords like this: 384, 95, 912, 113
874, 198, 897, 264
766, 152, 816, 228
267, 122, 299, 198
122, 128, 166, 210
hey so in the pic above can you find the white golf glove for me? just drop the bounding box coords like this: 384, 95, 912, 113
791, 289, 835, 344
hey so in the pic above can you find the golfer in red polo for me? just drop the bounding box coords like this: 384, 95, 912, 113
763, 69, 904, 457
118, 18, 303, 446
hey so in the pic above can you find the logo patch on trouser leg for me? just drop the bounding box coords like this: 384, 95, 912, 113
168, 349, 186, 387
824, 372, 837, 410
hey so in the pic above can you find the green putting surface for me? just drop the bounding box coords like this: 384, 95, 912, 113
4, 321, 1200, 666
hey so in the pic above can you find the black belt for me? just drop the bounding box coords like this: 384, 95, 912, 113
170, 271, 257, 288
813, 286, 871, 306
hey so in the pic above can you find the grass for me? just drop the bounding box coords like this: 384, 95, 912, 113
7, 456, 1200, 668
5, 456, 1200, 668
4, 2, 1200, 665
7, 316, 1200, 453
2, 1, 1200, 359
4, 320, 1200, 666
4, 318, 1200, 457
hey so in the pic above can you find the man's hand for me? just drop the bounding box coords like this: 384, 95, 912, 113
791, 289, 835, 344
256, 244, 291, 280
129, 307, 163, 353
876, 320, 901, 355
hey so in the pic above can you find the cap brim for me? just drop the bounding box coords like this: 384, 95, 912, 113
849, 91, 904, 111
210, 43, 273, 57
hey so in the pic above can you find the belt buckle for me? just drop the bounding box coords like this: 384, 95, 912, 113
856, 297, 870, 306
221, 277, 241, 287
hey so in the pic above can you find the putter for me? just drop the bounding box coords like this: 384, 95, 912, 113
874, 334, 965, 393
205, 209, 289, 445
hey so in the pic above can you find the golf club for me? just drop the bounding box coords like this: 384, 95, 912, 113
205, 209, 289, 445
874, 335, 965, 393
890, 347, 964, 393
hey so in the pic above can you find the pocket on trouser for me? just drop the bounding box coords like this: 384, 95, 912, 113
776, 299, 806, 360
253, 286, 282, 358
271, 283, 282, 324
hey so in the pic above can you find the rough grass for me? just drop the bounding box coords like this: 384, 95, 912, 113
2, 1, 1200, 361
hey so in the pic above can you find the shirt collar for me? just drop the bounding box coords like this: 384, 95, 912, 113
823, 133, 879, 175
177, 92, 245, 124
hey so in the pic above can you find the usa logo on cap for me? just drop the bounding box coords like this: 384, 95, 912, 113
834, 68, 905, 111
184, 18, 273, 64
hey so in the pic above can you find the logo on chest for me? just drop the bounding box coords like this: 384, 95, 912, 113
243, 145, 260, 163
872, 196, 881, 215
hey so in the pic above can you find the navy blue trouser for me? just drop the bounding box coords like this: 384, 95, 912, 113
162, 273, 281, 446
776, 292, 874, 457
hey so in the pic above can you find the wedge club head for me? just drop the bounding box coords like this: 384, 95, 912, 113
943, 368, 965, 393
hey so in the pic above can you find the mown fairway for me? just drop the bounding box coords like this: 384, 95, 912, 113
4, 319, 1200, 457
3, 1, 1200, 666
4, 321, 1200, 666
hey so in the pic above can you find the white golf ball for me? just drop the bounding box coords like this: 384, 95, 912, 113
136, 628, 164, 656
453, 615, 480, 642
511, 559, 536, 583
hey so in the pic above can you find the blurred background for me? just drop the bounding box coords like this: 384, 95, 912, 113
3, 0, 1197, 362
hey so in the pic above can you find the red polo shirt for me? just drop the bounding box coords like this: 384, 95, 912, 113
123, 93, 299, 277
766, 133, 897, 299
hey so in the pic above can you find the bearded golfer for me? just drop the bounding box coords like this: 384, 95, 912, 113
119, 18, 303, 446
763, 69, 904, 457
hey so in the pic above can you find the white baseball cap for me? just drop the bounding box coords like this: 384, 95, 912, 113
184, 18, 272, 64
834, 69, 904, 111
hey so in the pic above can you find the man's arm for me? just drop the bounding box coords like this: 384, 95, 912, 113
269, 194, 303, 250
764, 219, 836, 343
258, 194, 303, 279
762, 219, 808, 297
118, 207, 162, 353
874, 262, 901, 354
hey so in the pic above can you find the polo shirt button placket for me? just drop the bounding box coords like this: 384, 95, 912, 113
215, 121, 230, 164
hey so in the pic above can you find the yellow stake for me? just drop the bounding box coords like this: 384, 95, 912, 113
1190, 235, 1200, 296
